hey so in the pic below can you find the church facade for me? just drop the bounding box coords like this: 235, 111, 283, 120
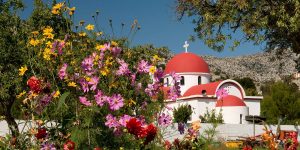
162, 52, 263, 124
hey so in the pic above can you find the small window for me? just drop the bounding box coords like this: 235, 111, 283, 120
198, 76, 201, 85
180, 76, 185, 85
240, 114, 242, 124
166, 78, 169, 87
201, 90, 207, 96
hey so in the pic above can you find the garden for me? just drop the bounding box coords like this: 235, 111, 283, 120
0, 0, 299, 149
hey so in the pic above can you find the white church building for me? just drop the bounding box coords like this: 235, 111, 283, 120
162, 48, 263, 124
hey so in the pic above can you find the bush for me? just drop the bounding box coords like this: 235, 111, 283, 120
199, 108, 223, 123
173, 104, 192, 123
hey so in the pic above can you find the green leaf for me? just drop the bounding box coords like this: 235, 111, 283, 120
57, 92, 70, 111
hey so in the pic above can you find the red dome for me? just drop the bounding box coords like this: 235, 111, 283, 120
215, 95, 246, 107
164, 52, 210, 75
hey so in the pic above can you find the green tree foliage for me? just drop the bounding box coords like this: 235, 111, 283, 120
261, 81, 300, 124
0, 0, 28, 137
199, 108, 223, 123
176, 0, 300, 69
234, 77, 258, 95
173, 104, 193, 123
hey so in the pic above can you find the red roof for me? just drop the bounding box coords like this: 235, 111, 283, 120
215, 95, 246, 107
183, 81, 222, 97
164, 52, 210, 75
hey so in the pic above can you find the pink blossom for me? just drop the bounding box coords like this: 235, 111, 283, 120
58, 63, 68, 80
137, 60, 150, 73
119, 115, 132, 127
216, 88, 228, 100
57, 41, 65, 55
81, 56, 94, 75
154, 67, 164, 82
116, 59, 130, 76
158, 113, 172, 127
79, 78, 89, 93
100, 43, 110, 51
88, 76, 99, 91
94, 90, 108, 106
79, 96, 92, 106
112, 46, 122, 56
105, 114, 119, 128
108, 94, 124, 111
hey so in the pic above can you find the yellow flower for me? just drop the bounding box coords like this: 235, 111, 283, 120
29, 39, 39, 46
53, 90, 60, 98
52, 9, 59, 15
96, 32, 103, 36
16, 91, 26, 98
149, 66, 156, 74
46, 41, 53, 48
43, 48, 53, 61
85, 24, 94, 31
68, 7, 76, 16
111, 41, 118, 47
100, 67, 109, 76
127, 99, 136, 107
68, 82, 77, 87
85, 77, 91, 82
43, 26, 54, 39
19, 66, 28, 76
105, 57, 113, 66
152, 55, 161, 62
79, 20, 85, 26
31, 31, 39, 36
96, 44, 104, 50
79, 32, 86, 37
53, 2, 64, 10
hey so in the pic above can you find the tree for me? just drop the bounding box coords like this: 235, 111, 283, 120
261, 81, 300, 124
234, 77, 258, 95
176, 0, 300, 70
0, 0, 27, 137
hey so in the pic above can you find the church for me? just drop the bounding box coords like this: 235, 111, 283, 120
162, 43, 263, 124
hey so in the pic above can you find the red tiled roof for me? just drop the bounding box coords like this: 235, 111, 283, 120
183, 81, 222, 97
164, 52, 210, 75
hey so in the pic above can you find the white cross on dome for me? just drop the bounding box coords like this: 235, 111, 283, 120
183, 41, 189, 53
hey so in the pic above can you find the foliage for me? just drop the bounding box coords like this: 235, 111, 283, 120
200, 108, 223, 124
234, 77, 258, 95
261, 81, 300, 124
176, 0, 300, 70
0, 1, 176, 149
173, 104, 192, 123
0, 0, 28, 137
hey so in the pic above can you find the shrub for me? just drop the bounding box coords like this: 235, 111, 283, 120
173, 104, 192, 123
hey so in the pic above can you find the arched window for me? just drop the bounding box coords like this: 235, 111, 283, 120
166, 78, 169, 87
198, 76, 201, 85
180, 76, 185, 85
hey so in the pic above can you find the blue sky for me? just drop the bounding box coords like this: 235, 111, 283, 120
21, 0, 266, 57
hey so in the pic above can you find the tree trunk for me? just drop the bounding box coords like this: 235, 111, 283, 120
5, 112, 19, 137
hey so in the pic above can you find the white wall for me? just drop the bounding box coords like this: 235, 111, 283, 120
219, 83, 243, 99
216, 106, 249, 124
164, 73, 211, 96
244, 100, 261, 116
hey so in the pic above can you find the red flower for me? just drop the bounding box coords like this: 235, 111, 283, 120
63, 140, 75, 150
94, 147, 102, 150
164, 140, 171, 150
35, 128, 47, 139
126, 118, 146, 138
27, 76, 41, 93
144, 123, 157, 145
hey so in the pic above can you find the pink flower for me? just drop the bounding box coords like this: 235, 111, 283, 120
158, 113, 172, 127
94, 90, 107, 106
58, 63, 68, 80
116, 59, 130, 76
137, 60, 150, 73
79, 96, 92, 106
119, 114, 132, 127
79, 78, 89, 93
81, 56, 94, 76
105, 114, 119, 128
112, 46, 122, 56
88, 76, 99, 91
101, 43, 110, 51
216, 88, 228, 100
108, 94, 124, 111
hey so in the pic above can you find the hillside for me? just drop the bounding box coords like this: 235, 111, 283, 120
201, 49, 299, 93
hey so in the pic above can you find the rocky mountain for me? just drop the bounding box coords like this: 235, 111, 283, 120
201, 49, 299, 93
